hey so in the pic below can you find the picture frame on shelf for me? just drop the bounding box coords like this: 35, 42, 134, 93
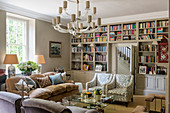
139, 66, 147, 74
95, 65, 102, 72
49, 41, 62, 57
84, 65, 89, 71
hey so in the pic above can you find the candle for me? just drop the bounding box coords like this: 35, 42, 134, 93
87, 15, 92, 23
59, 7, 62, 14
97, 18, 101, 26
71, 14, 76, 22
92, 22, 95, 28
86, 1, 90, 9
63, 1, 67, 9
56, 16, 60, 24
78, 11, 81, 17
52, 18, 56, 25
67, 23, 72, 29
79, 23, 83, 29
93, 7, 96, 15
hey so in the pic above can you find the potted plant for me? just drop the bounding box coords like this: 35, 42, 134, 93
17, 61, 38, 76
94, 88, 102, 102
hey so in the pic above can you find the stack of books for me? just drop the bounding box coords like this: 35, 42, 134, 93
84, 46, 93, 52
72, 47, 82, 52
140, 55, 155, 63
140, 22, 155, 28
99, 26, 107, 32
95, 54, 106, 61
84, 54, 93, 61
158, 21, 169, 27
139, 35, 155, 40
157, 28, 163, 33
95, 46, 107, 52
124, 24, 136, 30
140, 45, 155, 51
110, 25, 121, 31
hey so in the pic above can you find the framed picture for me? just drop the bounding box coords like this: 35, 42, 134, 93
84, 65, 89, 71
139, 66, 147, 74
49, 41, 62, 57
95, 65, 102, 72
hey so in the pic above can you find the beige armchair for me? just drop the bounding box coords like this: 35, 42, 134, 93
105, 74, 134, 107
86, 73, 112, 94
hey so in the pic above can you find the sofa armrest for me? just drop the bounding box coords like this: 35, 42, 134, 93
8, 90, 28, 96
86, 80, 96, 91
65, 80, 75, 84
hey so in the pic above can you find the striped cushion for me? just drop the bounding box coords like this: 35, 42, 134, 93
36, 76, 52, 88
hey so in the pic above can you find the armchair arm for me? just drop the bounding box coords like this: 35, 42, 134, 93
125, 75, 134, 98
65, 80, 75, 84
86, 75, 97, 91
8, 90, 28, 96
105, 78, 115, 96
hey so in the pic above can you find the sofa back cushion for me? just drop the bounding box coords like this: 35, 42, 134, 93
36, 76, 52, 88
96, 73, 112, 86
49, 73, 64, 85
115, 74, 131, 88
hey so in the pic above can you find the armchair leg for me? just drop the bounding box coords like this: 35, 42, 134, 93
125, 102, 128, 107
131, 98, 133, 102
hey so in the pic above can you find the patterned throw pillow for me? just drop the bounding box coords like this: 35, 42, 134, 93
36, 76, 52, 88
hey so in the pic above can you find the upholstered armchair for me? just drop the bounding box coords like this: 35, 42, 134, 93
86, 73, 112, 94
105, 74, 134, 107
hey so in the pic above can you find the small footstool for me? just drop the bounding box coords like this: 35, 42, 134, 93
75, 82, 83, 93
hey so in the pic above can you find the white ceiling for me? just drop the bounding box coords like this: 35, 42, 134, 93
0, 0, 168, 21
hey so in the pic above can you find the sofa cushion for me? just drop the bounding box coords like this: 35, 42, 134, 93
62, 83, 79, 92
49, 73, 64, 85
115, 74, 131, 88
36, 76, 52, 88
30, 74, 45, 88
45, 84, 67, 96
43, 72, 56, 76
29, 88, 52, 99
108, 88, 127, 96
25, 77, 37, 89
88, 86, 102, 92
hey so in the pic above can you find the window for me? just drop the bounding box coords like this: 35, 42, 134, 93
6, 17, 28, 63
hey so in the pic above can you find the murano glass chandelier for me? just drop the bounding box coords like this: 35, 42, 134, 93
52, 0, 101, 36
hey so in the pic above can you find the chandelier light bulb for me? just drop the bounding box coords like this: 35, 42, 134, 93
79, 23, 83, 29
92, 22, 95, 29
87, 15, 92, 23
67, 23, 72, 29
56, 16, 61, 24
71, 14, 76, 22
86, 1, 90, 9
93, 7, 96, 15
59, 7, 62, 14
78, 11, 81, 17
97, 18, 101, 26
63, 1, 67, 9
52, 18, 56, 25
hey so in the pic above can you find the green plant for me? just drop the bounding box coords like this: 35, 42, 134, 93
94, 88, 102, 95
17, 61, 38, 72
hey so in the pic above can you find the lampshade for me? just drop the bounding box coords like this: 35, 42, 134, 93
35, 55, 46, 64
3, 54, 19, 64
152, 40, 158, 45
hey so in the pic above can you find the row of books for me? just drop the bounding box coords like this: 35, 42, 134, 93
139, 28, 155, 34
72, 39, 82, 43
158, 21, 169, 27
110, 25, 121, 31
95, 46, 107, 52
81, 33, 95, 38
95, 33, 107, 37
123, 24, 136, 30
140, 45, 155, 51
123, 30, 136, 35
157, 35, 164, 39
96, 37, 107, 42
99, 26, 107, 32
139, 22, 155, 28
72, 47, 82, 52
110, 32, 121, 36
139, 35, 155, 40
84, 46, 94, 52
157, 28, 163, 33
95, 55, 106, 61
84, 54, 93, 61
83, 38, 94, 42
140, 56, 155, 63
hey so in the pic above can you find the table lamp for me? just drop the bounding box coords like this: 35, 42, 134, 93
35, 55, 45, 74
3, 54, 19, 78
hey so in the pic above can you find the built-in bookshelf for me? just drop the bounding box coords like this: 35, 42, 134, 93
71, 18, 168, 72
138, 41, 168, 75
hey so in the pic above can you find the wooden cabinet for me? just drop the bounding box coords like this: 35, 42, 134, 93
136, 74, 166, 95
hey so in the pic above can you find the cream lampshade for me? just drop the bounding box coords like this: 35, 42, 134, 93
35, 55, 46, 74
3, 54, 19, 78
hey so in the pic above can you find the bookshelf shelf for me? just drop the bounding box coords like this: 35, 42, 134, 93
139, 62, 155, 64
157, 32, 169, 34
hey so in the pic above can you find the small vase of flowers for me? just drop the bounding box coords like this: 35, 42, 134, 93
17, 61, 38, 76
94, 88, 102, 102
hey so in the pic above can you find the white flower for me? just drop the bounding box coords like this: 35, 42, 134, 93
24, 67, 27, 71
28, 65, 31, 68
